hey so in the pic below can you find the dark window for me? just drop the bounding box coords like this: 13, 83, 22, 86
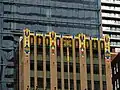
64, 79, 68, 89
87, 64, 90, 73
58, 79, 61, 89
69, 62, 73, 72
93, 51, 98, 58
57, 62, 61, 72
57, 38, 61, 57
101, 41, 104, 60
64, 62, 68, 72
30, 60, 43, 71
102, 65, 105, 75
69, 47, 73, 57
103, 81, 106, 90
63, 47, 67, 56
38, 78, 43, 88
30, 60, 34, 70
75, 47, 79, 63
30, 36, 34, 45
46, 78, 50, 88
6, 82, 14, 88
77, 80, 80, 90
46, 61, 50, 71
76, 63, 80, 73
37, 61, 43, 71
45, 37, 50, 47
30, 77, 34, 87
37, 36, 43, 47
92, 40, 98, 59
57, 47, 61, 56
88, 80, 91, 90
37, 37, 43, 57
70, 79, 74, 89
30, 45, 34, 53
3, 36, 14, 41
94, 64, 99, 74
94, 81, 100, 90
75, 48, 79, 57
86, 39, 90, 50
92, 40, 98, 50
46, 37, 50, 56
100, 41, 104, 50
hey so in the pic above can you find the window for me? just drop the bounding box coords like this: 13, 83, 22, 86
37, 61, 43, 71
117, 79, 119, 88
87, 64, 90, 73
46, 61, 50, 71
77, 80, 80, 90
70, 79, 74, 89
94, 64, 99, 74
114, 66, 116, 74
46, 78, 50, 88
30, 77, 34, 87
64, 62, 68, 72
76, 63, 80, 73
57, 62, 61, 72
94, 81, 100, 90
30, 60, 34, 70
102, 65, 105, 75
58, 79, 61, 89
64, 79, 68, 89
37, 78, 43, 88
116, 63, 118, 73
103, 81, 106, 90
56, 38, 61, 57
69, 62, 73, 72
92, 40, 98, 60
88, 80, 91, 90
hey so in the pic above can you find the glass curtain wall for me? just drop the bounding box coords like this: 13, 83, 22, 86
2, 0, 100, 36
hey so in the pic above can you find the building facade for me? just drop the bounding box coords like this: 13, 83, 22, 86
101, 0, 120, 52
19, 29, 112, 90
0, 0, 101, 90
111, 53, 120, 90
0, 0, 101, 35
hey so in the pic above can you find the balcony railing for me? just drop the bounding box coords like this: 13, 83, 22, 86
101, 0, 120, 5
110, 42, 120, 47
101, 6, 120, 12
102, 20, 120, 25
102, 13, 120, 18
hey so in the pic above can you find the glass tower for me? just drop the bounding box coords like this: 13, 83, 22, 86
0, 0, 101, 36
0, 0, 101, 90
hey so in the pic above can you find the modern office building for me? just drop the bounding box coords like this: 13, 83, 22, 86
0, 0, 101, 90
111, 53, 120, 90
0, 0, 101, 35
19, 29, 112, 90
101, 0, 120, 52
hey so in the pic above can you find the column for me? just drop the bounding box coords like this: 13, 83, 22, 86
67, 47, 70, 90
34, 35, 37, 89
90, 38, 94, 90
43, 36, 46, 90
50, 32, 57, 90
79, 34, 87, 90
61, 37, 64, 90
73, 38, 77, 90
23, 29, 30, 90
104, 35, 112, 90
98, 40, 103, 90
